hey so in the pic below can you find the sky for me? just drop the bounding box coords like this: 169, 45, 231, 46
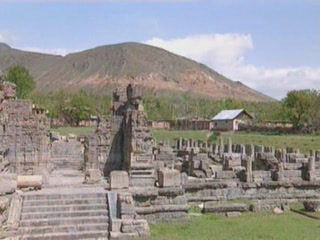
0, 0, 319, 100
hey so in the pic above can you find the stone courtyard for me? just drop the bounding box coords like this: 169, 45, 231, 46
1, 80, 320, 239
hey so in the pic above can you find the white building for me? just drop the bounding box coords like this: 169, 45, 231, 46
211, 109, 253, 131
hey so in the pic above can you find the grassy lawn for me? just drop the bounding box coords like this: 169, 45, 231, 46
50, 126, 95, 136
50, 128, 320, 153
223, 132, 320, 153
151, 130, 211, 145
151, 130, 320, 153
149, 211, 320, 240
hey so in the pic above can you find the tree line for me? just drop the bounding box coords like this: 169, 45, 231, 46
2, 65, 320, 131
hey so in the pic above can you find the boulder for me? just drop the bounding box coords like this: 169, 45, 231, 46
303, 200, 320, 212
273, 207, 283, 215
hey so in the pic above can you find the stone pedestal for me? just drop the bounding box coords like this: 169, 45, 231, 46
158, 169, 181, 187
110, 171, 129, 189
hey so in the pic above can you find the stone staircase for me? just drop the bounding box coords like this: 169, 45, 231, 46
18, 188, 109, 240
51, 139, 84, 171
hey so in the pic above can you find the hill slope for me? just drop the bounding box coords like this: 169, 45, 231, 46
0, 42, 273, 102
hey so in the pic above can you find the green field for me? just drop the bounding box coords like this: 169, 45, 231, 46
50, 128, 320, 153
151, 130, 320, 153
148, 210, 320, 240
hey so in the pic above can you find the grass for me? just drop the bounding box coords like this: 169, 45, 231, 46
148, 211, 320, 240
151, 130, 211, 146
50, 127, 320, 153
50, 126, 95, 136
223, 132, 320, 153
151, 130, 320, 153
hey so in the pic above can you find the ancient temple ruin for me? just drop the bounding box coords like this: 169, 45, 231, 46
1, 81, 320, 239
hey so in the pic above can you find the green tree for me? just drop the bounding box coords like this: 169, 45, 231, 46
282, 90, 314, 129
4, 65, 35, 99
62, 90, 94, 126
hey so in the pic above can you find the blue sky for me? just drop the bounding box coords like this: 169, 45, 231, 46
0, 0, 319, 99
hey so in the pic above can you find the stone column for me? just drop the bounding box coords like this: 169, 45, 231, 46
307, 150, 316, 181
219, 137, 224, 158
188, 148, 194, 176
245, 157, 253, 182
228, 137, 232, 154
277, 162, 284, 181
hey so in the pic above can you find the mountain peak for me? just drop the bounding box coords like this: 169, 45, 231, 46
0, 43, 11, 50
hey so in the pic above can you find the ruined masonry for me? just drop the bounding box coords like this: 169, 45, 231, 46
1, 80, 320, 239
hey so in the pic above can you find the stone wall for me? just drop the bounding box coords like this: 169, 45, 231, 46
0, 80, 50, 176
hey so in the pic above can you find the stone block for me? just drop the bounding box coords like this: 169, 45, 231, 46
0, 174, 17, 195
203, 202, 248, 213
158, 169, 181, 188
85, 169, 101, 184
110, 171, 129, 189
226, 211, 242, 217
17, 175, 42, 189
110, 218, 122, 232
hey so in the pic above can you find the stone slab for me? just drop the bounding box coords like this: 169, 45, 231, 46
110, 171, 129, 189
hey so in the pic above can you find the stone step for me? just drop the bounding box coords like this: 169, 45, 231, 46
22, 192, 106, 201
19, 223, 109, 235
19, 230, 109, 240
23, 198, 106, 207
21, 210, 108, 220
19, 216, 109, 227
22, 204, 107, 213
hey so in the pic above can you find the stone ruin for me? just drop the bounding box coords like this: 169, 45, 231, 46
1, 81, 320, 239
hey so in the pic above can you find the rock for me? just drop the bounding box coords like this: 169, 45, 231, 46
273, 207, 283, 215
0, 214, 4, 225
203, 202, 248, 213
281, 203, 290, 211
303, 200, 320, 212
0, 174, 17, 195
0, 198, 10, 212
226, 211, 242, 217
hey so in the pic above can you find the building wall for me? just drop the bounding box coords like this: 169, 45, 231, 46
211, 120, 234, 131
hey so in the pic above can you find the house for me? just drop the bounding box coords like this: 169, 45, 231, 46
211, 109, 253, 131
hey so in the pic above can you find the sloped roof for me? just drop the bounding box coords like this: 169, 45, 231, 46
211, 109, 253, 121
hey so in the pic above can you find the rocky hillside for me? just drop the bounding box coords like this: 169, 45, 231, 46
0, 42, 274, 101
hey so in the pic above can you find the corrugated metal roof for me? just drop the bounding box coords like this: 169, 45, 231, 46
211, 109, 245, 120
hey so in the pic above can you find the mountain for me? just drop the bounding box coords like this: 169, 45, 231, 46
0, 42, 274, 101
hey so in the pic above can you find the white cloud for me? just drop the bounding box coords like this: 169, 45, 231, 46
145, 34, 320, 100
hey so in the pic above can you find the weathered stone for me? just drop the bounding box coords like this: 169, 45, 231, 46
303, 200, 320, 212
158, 169, 181, 188
203, 202, 248, 213
17, 175, 42, 189
110, 171, 129, 189
0, 174, 17, 195
84, 169, 101, 184
273, 207, 283, 214
0, 198, 10, 212
7, 195, 22, 231
226, 211, 242, 217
